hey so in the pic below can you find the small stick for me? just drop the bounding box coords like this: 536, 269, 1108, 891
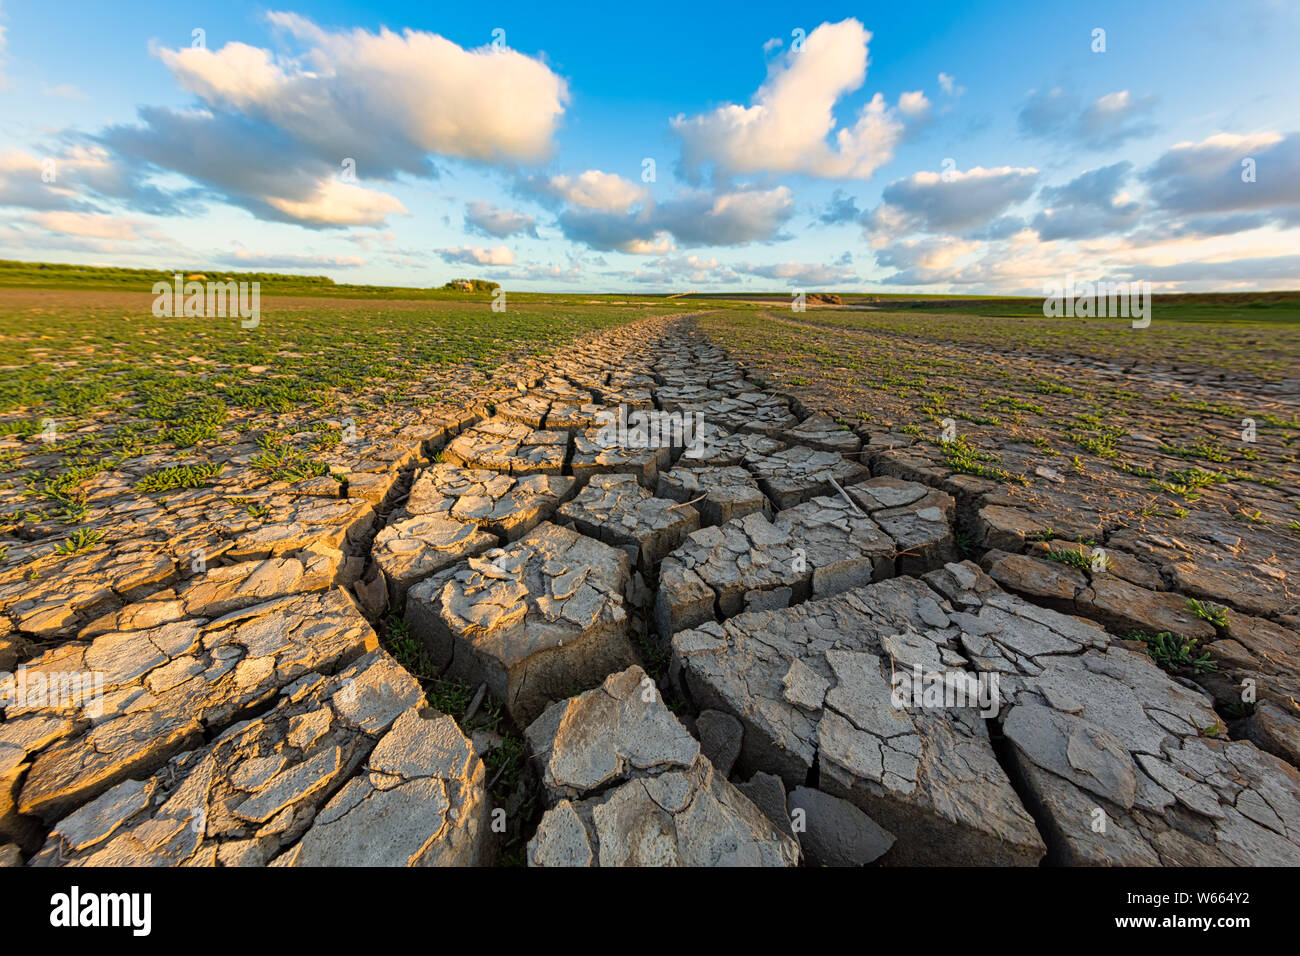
669, 493, 708, 510
827, 476, 866, 516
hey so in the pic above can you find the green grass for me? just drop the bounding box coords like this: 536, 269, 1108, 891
939, 436, 1027, 484
1129, 629, 1218, 675
55, 527, 104, 555
249, 448, 330, 483
1045, 546, 1106, 572
135, 462, 224, 492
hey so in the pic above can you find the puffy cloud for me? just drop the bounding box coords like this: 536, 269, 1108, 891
937, 72, 964, 97
437, 245, 516, 266
1126, 254, 1300, 284
1075, 91, 1157, 148
739, 260, 856, 286
615, 254, 741, 286
464, 200, 538, 238
898, 90, 930, 118
0, 144, 188, 215
1017, 87, 1076, 137
654, 187, 795, 246
817, 189, 863, 225
532, 170, 648, 212
672, 19, 904, 180
264, 179, 407, 227
162, 13, 568, 169
1031, 161, 1141, 240
1018, 88, 1156, 148
552, 181, 794, 252
87, 14, 569, 229
1143, 131, 1300, 218
27, 211, 145, 240
864, 165, 1039, 239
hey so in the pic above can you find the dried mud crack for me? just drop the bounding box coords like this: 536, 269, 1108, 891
3, 311, 1298, 867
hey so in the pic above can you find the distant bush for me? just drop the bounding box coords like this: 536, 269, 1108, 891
441, 278, 501, 292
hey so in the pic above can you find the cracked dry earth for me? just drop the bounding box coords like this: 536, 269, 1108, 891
3, 312, 1299, 868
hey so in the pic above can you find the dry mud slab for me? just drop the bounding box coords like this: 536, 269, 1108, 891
2, 309, 1297, 867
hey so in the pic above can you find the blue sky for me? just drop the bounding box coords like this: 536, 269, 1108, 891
1, 0, 1297, 292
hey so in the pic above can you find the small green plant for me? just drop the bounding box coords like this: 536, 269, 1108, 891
939, 436, 1027, 484
1045, 546, 1105, 572
250, 448, 329, 483
1151, 467, 1228, 499
136, 461, 224, 492
1034, 380, 1074, 395
162, 422, 219, 448
1187, 597, 1229, 629
1129, 629, 1217, 675
56, 527, 104, 555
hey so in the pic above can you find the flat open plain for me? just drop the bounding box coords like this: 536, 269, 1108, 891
2, 289, 1297, 866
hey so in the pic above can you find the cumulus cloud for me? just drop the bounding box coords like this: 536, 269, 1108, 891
615, 254, 742, 287
1018, 88, 1156, 148
523, 169, 648, 213
163, 13, 568, 168
437, 245, 516, 266
863, 165, 1039, 240
1126, 254, 1300, 283
671, 19, 905, 181
464, 200, 538, 238
89, 14, 569, 229
739, 260, 856, 286
1017, 87, 1077, 138
264, 179, 408, 226
655, 186, 795, 245
937, 72, 964, 97
552, 180, 795, 252
1143, 131, 1300, 221
1076, 91, 1158, 148
27, 211, 146, 240
0, 145, 188, 215
817, 189, 863, 225
1031, 161, 1141, 240
898, 90, 931, 118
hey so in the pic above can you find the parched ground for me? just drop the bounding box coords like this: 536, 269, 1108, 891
1, 291, 1298, 867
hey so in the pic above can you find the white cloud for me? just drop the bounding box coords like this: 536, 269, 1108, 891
1144, 131, 1300, 218
159, 13, 569, 167
263, 179, 408, 226
898, 90, 930, 118
553, 182, 795, 252
864, 165, 1039, 239
1075, 90, 1157, 148
1018, 88, 1156, 148
540, 170, 648, 212
437, 245, 516, 266
1032, 162, 1141, 240
671, 19, 904, 180
740, 260, 857, 286
27, 211, 145, 240
464, 200, 538, 238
